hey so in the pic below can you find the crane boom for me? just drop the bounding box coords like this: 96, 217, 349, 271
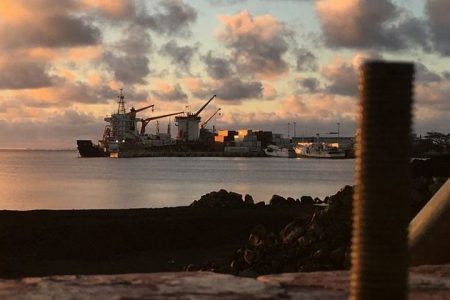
194, 95, 216, 117
201, 108, 221, 129
131, 104, 154, 114
140, 111, 184, 135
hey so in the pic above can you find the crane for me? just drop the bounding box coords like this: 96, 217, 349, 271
140, 111, 184, 135
201, 108, 221, 129
191, 95, 216, 117
129, 104, 154, 115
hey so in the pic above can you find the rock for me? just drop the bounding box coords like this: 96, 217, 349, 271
190, 190, 244, 208
248, 225, 267, 247
255, 201, 265, 207
300, 196, 314, 205
286, 197, 296, 205
330, 247, 346, 267
280, 219, 306, 244
269, 195, 287, 206
238, 268, 259, 278
244, 194, 254, 206
243, 248, 255, 265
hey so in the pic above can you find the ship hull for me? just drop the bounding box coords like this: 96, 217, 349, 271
77, 140, 108, 157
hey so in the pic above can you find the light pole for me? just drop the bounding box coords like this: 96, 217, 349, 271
337, 122, 341, 147
293, 122, 296, 138
287, 122, 291, 138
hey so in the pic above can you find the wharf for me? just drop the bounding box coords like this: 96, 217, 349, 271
111, 151, 267, 158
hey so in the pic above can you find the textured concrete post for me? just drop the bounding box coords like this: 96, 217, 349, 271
351, 61, 414, 299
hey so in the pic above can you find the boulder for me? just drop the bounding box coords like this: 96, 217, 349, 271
244, 194, 254, 206
300, 196, 314, 205
269, 195, 287, 206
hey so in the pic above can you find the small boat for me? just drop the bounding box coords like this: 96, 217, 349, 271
294, 141, 346, 158
264, 145, 296, 158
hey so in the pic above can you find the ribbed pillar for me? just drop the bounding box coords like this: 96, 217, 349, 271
351, 61, 414, 300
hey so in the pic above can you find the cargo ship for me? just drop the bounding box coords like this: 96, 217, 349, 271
77, 89, 216, 158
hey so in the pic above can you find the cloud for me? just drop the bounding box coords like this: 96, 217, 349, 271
426, 0, 450, 55
183, 78, 214, 99
160, 40, 198, 74
315, 0, 429, 50
151, 83, 188, 101
216, 77, 263, 102
202, 51, 233, 80
137, 0, 197, 37
295, 48, 318, 72
217, 10, 292, 79
0, 60, 55, 90
82, 0, 135, 19
104, 26, 152, 85
416, 63, 442, 83
0, 0, 100, 50
416, 80, 450, 112
299, 77, 320, 93
0, 110, 105, 149
321, 52, 382, 96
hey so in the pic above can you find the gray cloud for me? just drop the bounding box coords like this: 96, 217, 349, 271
295, 48, 318, 72
316, 0, 429, 50
426, 0, 450, 55
104, 27, 152, 85
0, 61, 55, 90
160, 40, 198, 74
300, 78, 320, 93
216, 78, 263, 101
0, 110, 105, 149
137, 0, 197, 37
152, 84, 188, 101
443, 72, 450, 80
416, 63, 442, 83
202, 51, 233, 80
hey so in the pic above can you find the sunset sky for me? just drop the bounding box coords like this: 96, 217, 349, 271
0, 0, 449, 148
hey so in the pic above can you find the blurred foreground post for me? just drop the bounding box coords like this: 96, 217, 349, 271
351, 61, 414, 300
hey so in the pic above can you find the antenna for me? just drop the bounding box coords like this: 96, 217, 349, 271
117, 88, 126, 114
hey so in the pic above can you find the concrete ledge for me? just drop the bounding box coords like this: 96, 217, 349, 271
0, 265, 448, 299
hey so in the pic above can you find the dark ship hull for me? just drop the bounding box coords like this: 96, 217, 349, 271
77, 140, 108, 157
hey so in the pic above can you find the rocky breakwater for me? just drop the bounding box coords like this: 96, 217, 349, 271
203, 186, 354, 277
411, 154, 450, 218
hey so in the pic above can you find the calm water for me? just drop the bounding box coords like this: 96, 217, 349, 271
0, 150, 355, 210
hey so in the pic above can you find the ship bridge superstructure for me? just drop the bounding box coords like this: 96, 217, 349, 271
103, 89, 154, 142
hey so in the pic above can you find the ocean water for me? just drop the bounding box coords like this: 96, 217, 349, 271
0, 150, 355, 210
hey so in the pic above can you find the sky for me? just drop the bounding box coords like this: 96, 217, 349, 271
0, 0, 449, 149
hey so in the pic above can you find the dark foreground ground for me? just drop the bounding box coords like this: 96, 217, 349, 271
0, 205, 314, 278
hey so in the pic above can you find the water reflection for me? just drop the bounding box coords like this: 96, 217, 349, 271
0, 150, 355, 210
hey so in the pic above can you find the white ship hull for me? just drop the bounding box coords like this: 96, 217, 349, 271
264, 146, 296, 158
294, 142, 346, 159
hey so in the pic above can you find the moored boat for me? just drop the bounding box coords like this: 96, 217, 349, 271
294, 141, 346, 158
264, 145, 296, 158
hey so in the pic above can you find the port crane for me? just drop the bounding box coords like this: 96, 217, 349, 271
192, 95, 216, 117
140, 111, 184, 135
200, 108, 221, 129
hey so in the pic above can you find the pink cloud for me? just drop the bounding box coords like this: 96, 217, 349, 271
217, 10, 291, 79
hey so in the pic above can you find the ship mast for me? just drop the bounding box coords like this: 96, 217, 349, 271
117, 88, 126, 114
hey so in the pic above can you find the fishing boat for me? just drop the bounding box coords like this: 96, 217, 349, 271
264, 145, 296, 158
